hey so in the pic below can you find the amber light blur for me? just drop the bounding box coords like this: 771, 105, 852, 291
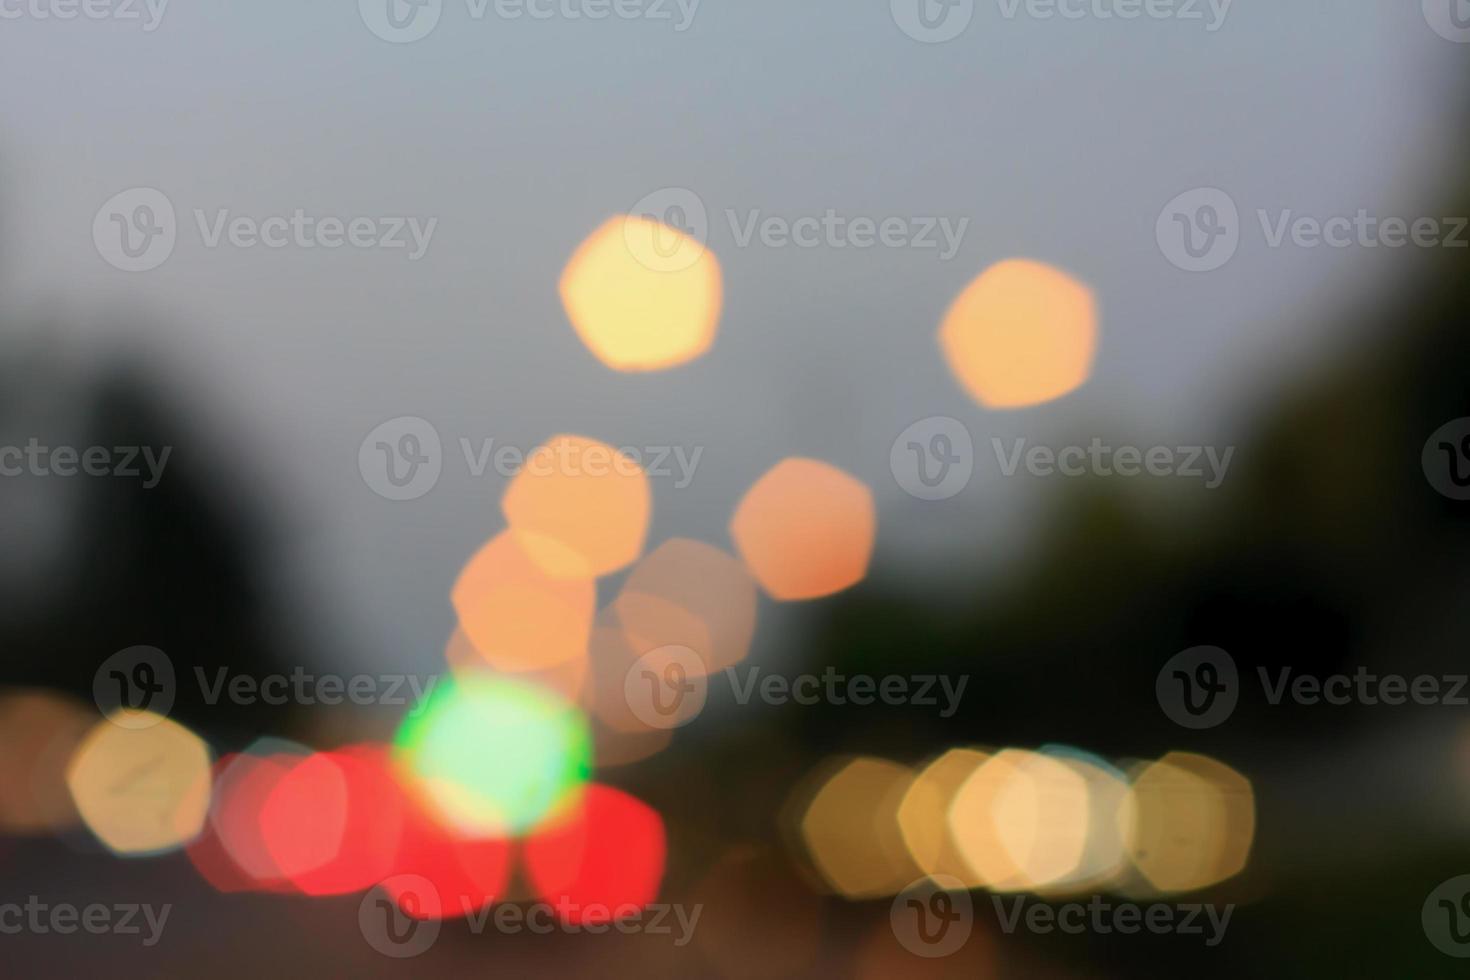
0, 689, 92, 836
794, 746, 1254, 903
502, 434, 652, 580
796, 756, 920, 899
938, 258, 1098, 409
66, 713, 212, 856
730, 458, 876, 602
560, 215, 723, 372
614, 537, 758, 676
451, 530, 595, 673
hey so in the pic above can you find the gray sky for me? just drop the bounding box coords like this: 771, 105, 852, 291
0, 1, 1464, 674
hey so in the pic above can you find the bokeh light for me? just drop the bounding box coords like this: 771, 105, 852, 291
66, 712, 211, 856
0, 689, 92, 836
283, 745, 407, 896
559, 215, 723, 372
938, 258, 1098, 408
259, 752, 350, 883
1035, 746, 1132, 896
897, 747, 990, 888
502, 434, 652, 579
730, 458, 876, 601
797, 757, 918, 898
203, 750, 302, 891
385, 792, 513, 920
583, 607, 705, 737
445, 627, 589, 702
1122, 752, 1255, 894
523, 783, 667, 923
946, 748, 1092, 892
394, 673, 592, 837
614, 537, 758, 675
451, 531, 595, 673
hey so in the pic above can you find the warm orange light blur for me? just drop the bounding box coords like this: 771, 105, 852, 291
1037, 748, 1132, 896
583, 609, 704, 737
947, 748, 1092, 892
897, 748, 991, 888
451, 531, 595, 672
798, 757, 919, 898
559, 215, 723, 372
0, 689, 92, 835
614, 538, 758, 674
938, 258, 1098, 408
1122, 752, 1255, 894
66, 713, 212, 855
730, 458, 876, 601
502, 434, 652, 579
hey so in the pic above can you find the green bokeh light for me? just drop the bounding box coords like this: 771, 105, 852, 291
394, 674, 592, 837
